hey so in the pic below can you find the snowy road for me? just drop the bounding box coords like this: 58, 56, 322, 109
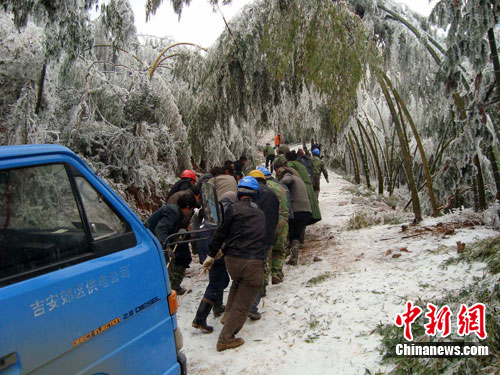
177, 169, 497, 375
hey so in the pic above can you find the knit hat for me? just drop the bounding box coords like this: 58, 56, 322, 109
277, 144, 290, 154
273, 159, 286, 169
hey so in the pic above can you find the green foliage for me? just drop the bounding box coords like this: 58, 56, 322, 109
306, 272, 333, 287
262, 0, 378, 132
382, 194, 405, 209
145, 0, 233, 19
376, 284, 500, 375
124, 83, 162, 126
100, 0, 137, 51
381, 213, 405, 225
443, 235, 500, 275
347, 211, 381, 230
2, 0, 498, 218
2, 0, 97, 61
430, 0, 499, 74
375, 236, 500, 374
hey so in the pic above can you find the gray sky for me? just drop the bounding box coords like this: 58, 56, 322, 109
129, 0, 439, 47
130, 0, 249, 46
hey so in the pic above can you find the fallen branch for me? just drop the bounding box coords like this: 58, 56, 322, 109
401, 233, 425, 239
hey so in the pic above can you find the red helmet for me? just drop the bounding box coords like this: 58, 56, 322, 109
181, 169, 197, 182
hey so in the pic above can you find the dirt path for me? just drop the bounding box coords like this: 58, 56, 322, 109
177, 167, 497, 375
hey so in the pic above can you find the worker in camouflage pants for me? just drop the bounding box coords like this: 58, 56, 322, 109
267, 218, 289, 284
257, 166, 291, 285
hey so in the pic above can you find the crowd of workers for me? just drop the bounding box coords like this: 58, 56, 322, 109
146, 138, 329, 352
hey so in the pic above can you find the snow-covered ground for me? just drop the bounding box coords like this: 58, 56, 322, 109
176, 168, 497, 375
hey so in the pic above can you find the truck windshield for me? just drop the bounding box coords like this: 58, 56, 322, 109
0, 164, 90, 284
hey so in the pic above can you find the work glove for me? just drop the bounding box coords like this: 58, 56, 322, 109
202, 256, 215, 270
177, 228, 187, 240
167, 246, 176, 262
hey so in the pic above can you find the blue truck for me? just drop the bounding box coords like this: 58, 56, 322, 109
0, 144, 204, 375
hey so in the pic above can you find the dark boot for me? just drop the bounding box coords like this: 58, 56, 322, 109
216, 337, 244, 352
168, 262, 186, 293
192, 298, 214, 333
175, 286, 190, 296
213, 301, 225, 318
287, 240, 300, 266
248, 310, 262, 320
271, 275, 283, 285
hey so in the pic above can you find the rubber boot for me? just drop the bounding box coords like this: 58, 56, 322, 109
192, 298, 214, 333
213, 301, 225, 318
168, 262, 187, 294
287, 240, 300, 266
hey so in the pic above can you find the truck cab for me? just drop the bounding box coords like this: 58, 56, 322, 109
0, 144, 186, 375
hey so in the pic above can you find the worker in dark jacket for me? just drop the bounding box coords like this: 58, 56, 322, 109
248, 170, 279, 251
192, 191, 236, 334
203, 176, 266, 352
263, 143, 275, 170
166, 169, 197, 201
146, 193, 197, 249
166, 186, 201, 295
297, 149, 315, 183
147, 194, 197, 295
247, 169, 279, 320
233, 156, 248, 175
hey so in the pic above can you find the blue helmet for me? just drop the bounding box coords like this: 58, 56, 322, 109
237, 176, 260, 200
312, 148, 320, 156
257, 166, 271, 176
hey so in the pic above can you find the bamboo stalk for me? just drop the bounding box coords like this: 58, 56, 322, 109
35, 59, 47, 115
358, 119, 383, 194
178, 268, 207, 305
149, 42, 207, 79
473, 154, 487, 211
347, 133, 360, 184
377, 4, 470, 91
350, 128, 371, 189
378, 75, 422, 222
369, 99, 394, 193
488, 145, 500, 201
385, 74, 440, 217
472, 175, 479, 212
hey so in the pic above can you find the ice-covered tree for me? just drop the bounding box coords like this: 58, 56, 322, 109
1, 0, 498, 219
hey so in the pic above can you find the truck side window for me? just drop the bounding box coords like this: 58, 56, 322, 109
75, 177, 128, 241
0, 164, 90, 285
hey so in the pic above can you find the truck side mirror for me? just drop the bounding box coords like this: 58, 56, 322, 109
201, 182, 221, 226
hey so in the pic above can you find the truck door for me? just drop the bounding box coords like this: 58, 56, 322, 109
0, 161, 180, 374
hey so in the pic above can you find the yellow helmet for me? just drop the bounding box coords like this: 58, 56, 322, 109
248, 170, 265, 179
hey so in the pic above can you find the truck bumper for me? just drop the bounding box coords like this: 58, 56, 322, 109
178, 350, 187, 375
